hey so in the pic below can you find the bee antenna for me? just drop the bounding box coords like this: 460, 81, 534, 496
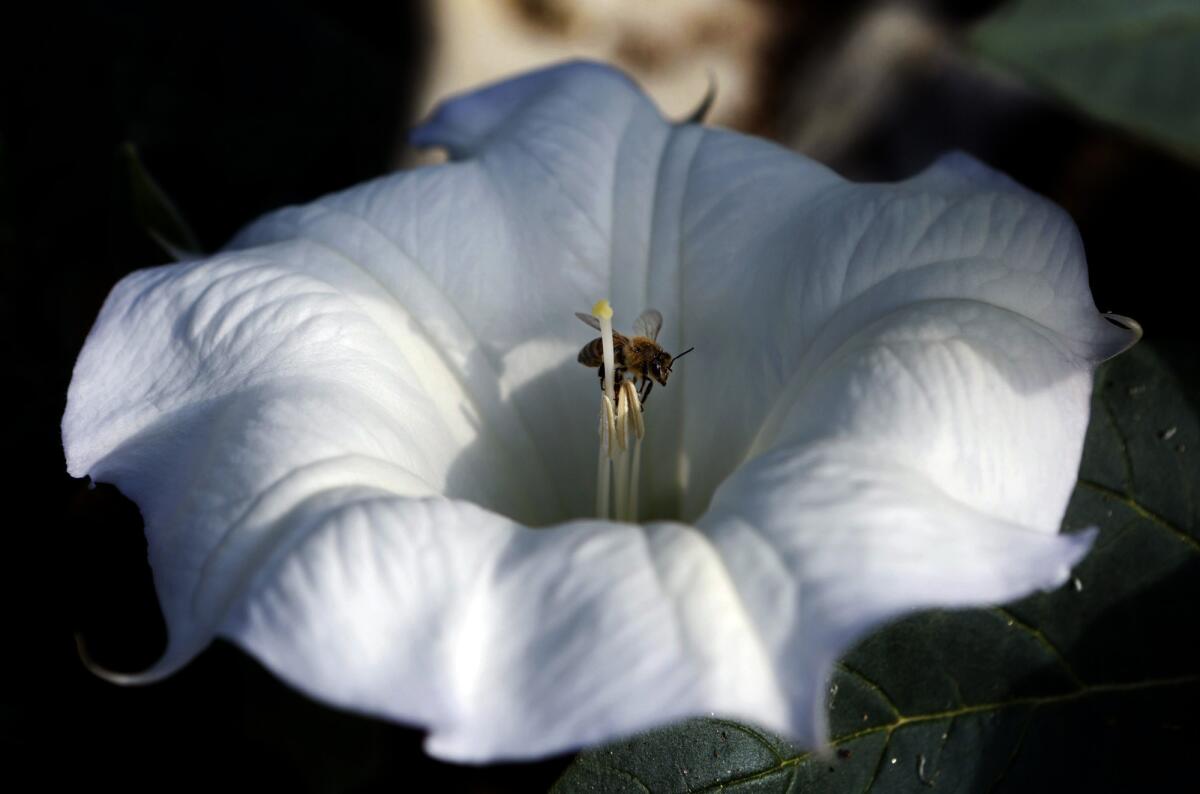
667, 347, 694, 370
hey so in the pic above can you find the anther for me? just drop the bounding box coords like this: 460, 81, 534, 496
621, 379, 644, 440
614, 383, 630, 453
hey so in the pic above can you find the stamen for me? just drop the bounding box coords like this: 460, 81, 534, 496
589, 301, 648, 522
621, 379, 644, 520
596, 393, 615, 519
628, 436, 642, 522
598, 393, 617, 456
623, 379, 645, 441
612, 392, 630, 521
614, 382, 630, 453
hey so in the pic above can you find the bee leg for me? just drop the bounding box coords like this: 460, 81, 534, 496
639, 378, 653, 408
598, 364, 629, 396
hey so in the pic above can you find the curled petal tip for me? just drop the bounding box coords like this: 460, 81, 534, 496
74, 632, 172, 686
679, 69, 717, 125
1100, 313, 1143, 360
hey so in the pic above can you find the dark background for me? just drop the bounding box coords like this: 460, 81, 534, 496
2, 1, 1195, 791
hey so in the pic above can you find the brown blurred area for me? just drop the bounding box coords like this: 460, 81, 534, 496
2, 2, 1195, 793
413, 0, 969, 146
412, 0, 1196, 344
417, 0, 771, 132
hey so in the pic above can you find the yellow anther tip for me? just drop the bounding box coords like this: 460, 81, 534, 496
591, 299, 613, 319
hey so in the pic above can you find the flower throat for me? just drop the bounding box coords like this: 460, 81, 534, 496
578, 299, 693, 522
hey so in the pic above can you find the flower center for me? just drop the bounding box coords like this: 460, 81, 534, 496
438, 299, 692, 528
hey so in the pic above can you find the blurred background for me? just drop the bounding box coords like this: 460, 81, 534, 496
2, 0, 1196, 791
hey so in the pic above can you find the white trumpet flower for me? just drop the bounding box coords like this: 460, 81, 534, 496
63, 61, 1138, 763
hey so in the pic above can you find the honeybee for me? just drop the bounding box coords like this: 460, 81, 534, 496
575, 308, 693, 406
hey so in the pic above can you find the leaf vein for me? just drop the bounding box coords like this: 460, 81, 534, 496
1099, 383, 1136, 492
685, 676, 1198, 794
991, 607, 1086, 689
837, 661, 905, 719
1078, 478, 1200, 552
708, 718, 785, 764
861, 731, 893, 794
986, 706, 1036, 794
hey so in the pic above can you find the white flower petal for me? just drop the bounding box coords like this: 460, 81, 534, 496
671, 143, 1132, 519
696, 298, 1101, 740
63, 61, 1133, 760
223, 499, 783, 761
229, 60, 676, 522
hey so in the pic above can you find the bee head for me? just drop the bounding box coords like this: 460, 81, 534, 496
650, 356, 671, 386
654, 346, 694, 386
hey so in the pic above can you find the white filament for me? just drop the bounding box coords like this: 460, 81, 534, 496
613, 386, 630, 520
596, 393, 615, 519
621, 379, 644, 520
593, 301, 617, 519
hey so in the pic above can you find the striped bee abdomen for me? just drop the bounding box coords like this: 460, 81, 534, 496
577, 333, 628, 367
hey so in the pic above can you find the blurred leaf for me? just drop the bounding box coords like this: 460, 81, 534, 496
971, 0, 1200, 165
554, 342, 1200, 792
123, 142, 201, 260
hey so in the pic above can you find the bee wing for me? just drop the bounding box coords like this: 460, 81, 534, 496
575, 312, 602, 331
632, 309, 663, 341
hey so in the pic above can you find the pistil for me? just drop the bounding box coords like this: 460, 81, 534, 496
593, 300, 616, 519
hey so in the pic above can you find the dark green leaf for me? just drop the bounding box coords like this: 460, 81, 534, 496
554, 342, 1200, 792
971, 0, 1200, 165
